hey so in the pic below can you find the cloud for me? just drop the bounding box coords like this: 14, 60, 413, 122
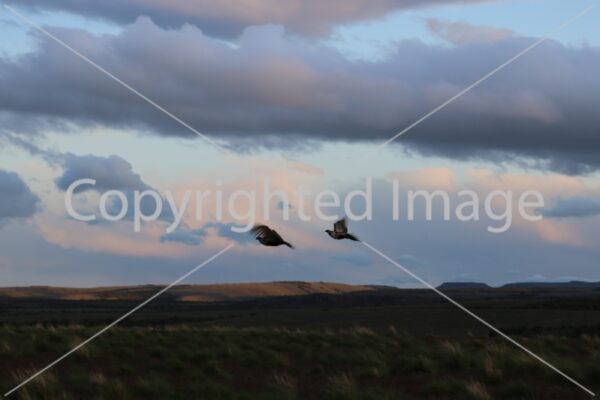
0, 170, 39, 222
206, 222, 255, 244
425, 18, 514, 45
0, 130, 62, 164
1, 19, 600, 173
390, 167, 455, 191
8, 0, 495, 38
540, 197, 600, 219
35, 215, 195, 258
54, 153, 172, 221
160, 222, 253, 246
160, 226, 206, 246
55, 154, 147, 192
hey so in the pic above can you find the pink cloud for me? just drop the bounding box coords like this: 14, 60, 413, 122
390, 167, 455, 191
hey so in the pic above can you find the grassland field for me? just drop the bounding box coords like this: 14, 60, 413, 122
1, 283, 599, 399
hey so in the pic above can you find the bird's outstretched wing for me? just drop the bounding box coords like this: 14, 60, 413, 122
334, 218, 348, 233
251, 224, 272, 239
251, 224, 294, 249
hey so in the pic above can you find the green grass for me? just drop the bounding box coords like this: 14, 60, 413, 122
0, 325, 598, 399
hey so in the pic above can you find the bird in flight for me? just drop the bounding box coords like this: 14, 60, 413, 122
251, 224, 294, 249
326, 218, 359, 241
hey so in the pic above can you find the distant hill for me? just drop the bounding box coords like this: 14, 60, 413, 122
436, 281, 600, 290
501, 281, 600, 289
3, 280, 600, 303
0, 281, 379, 302
437, 282, 491, 290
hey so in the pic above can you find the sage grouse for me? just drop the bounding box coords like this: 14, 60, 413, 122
251, 224, 294, 248
326, 218, 359, 241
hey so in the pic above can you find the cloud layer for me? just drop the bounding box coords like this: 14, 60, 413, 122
0, 170, 39, 222
1, 18, 599, 173
541, 197, 600, 219
425, 18, 514, 45
55, 154, 147, 192
54, 153, 172, 221
9, 0, 493, 37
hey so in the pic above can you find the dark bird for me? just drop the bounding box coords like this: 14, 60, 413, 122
251, 224, 294, 248
326, 218, 359, 241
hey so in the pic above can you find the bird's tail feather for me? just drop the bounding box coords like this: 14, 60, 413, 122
284, 241, 294, 249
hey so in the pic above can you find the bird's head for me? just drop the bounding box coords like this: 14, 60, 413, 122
325, 229, 332, 234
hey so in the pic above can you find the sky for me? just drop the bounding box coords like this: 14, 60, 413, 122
0, 0, 599, 287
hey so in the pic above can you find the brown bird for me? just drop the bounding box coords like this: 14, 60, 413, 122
251, 224, 294, 249
326, 218, 359, 241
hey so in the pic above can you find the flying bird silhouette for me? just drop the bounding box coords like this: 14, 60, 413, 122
251, 224, 294, 248
326, 218, 359, 241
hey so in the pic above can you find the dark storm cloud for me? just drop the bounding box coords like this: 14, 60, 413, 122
0, 170, 39, 221
540, 197, 600, 219
1, 19, 600, 173
7, 0, 494, 38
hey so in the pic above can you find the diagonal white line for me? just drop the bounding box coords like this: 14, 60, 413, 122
3, 4, 230, 155
370, 3, 596, 156
361, 240, 595, 397
3, 244, 235, 398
